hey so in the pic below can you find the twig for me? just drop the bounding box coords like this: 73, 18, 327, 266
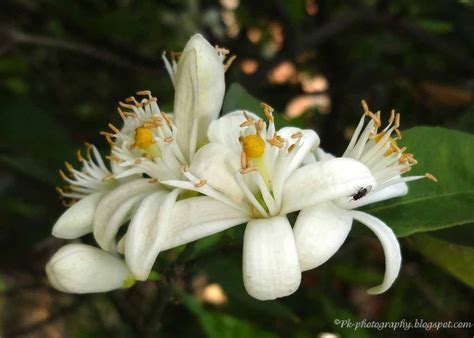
299, 10, 474, 73
0, 25, 161, 73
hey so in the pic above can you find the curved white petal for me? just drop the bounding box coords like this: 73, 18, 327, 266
46, 244, 132, 294
126, 189, 180, 280
174, 34, 225, 158
350, 210, 401, 294
242, 216, 301, 300
190, 142, 244, 202
336, 180, 408, 209
52, 192, 103, 239
207, 111, 260, 155
281, 158, 376, 214
93, 179, 158, 251
293, 203, 353, 271
278, 127, 320, 173
315, 147, 336, 161
161, 196, 249, 250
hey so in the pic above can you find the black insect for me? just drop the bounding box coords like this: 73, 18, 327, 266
350, 185, 372, 201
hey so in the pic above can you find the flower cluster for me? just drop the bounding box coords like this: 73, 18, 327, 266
46, 34, 436, 300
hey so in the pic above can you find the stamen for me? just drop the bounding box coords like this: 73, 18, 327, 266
394, 113, 400, 129
241, 151, 248, 169
148, 178, 160, 184
425, 173, 438, 182
106, 155, 121, 162
108, 123, 120, 134
288, 144, 296, 153
224, 55, 237, 71
117, 107, 126, 120
261, 102, 274, 123
76, 149, 84, 161
118, 101, 135, 109
256, 119, 264, 133
136, 90, 152, 100
84, 143, 92, 159
102, 174, 115, 181
291, 131, 303, 139
164, 136, 174, 144
64, 161, 74, 172
195, 179, 207, 187
389, 109, 395, 124
361, 100, 369, 113
240, 166, 257, 174
59, 169, 69, 181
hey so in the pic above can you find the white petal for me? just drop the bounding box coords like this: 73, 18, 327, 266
45, 244, 132, 294
278, 127, 320, 173
207, 111, 260, 155
93, 179, 158, 251
52, 192, 103, 239
281, 158, 376, 214
336, 181, 408, 209
293, 203, 352, 271
161, 196, 249, 250
242, 216, 301, 300
350, 210, 401, 294
315, 147, 336, 161
174, 34, 225, 158
126, 189, 180, 280
190, 142, 244, 202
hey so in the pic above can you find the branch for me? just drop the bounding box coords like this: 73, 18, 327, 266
299, 10, 474, 73
0, 25, 162, 73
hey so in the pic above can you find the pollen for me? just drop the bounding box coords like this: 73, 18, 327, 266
131, 127, 155, 150
242, 134, 265, 158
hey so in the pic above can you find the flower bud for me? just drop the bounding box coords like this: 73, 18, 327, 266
46, 244, 133, 293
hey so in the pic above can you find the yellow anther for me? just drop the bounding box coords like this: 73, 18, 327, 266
131, 127, 155, 150
242, 134, 265, 158
241, 151, 248, 169
195, 179, 207, 188
389, 109, 395, 124
240, 166, 258, 174
117, 107, 126, 120
288, 144, 296, 153
425, 173, 438, 182
103, 174, 115, 181
261, 102, 274, 122
108, 123, 120, 134
64, 161, 74, 172
224, 55, 237, 71
76, 149, 84, 161
291, 131, 303, 139
361, 100, 369, 113
59, 169, 68, 181
148, 178, 160, 184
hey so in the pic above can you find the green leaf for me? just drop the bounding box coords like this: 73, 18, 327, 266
179, 291, 278, 338
364, 127, 474, 236
411, 234, 474, 287
222, 83, 306, 129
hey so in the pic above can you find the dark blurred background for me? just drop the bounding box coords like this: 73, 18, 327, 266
0, 0, 473, 337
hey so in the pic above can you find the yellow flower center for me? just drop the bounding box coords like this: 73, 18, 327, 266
242, 134, 265, 158
131, 127, 160, 158
133, 127, 155, 149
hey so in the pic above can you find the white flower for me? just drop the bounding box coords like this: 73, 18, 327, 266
295, 101, 437, 294
52, 143, 118, 239
46, 244, 134, 293
49, 34, 233, 285
161, 105, 376, 300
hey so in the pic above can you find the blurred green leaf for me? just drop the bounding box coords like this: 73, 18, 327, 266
416, 19, 453, 33
179, 291, 278, 338
223, 83, 305, 129
412, 234, 474, 287
365, 127, 474, 236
